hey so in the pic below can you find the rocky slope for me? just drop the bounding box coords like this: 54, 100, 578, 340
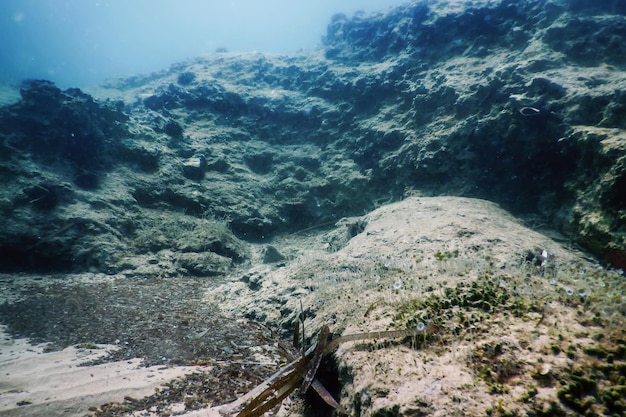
0, 0, 625, 276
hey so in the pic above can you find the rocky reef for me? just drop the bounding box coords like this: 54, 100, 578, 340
0, 1, 622, 273
1, 0, 624, 276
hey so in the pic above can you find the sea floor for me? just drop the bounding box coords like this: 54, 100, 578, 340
1, 197, 624, 417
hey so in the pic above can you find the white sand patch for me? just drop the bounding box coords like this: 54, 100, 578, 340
0, 327, 199, 417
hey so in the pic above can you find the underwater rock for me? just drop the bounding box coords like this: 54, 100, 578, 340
244, 151, 274, 175
262, 245, 286, 264
0, 80, 128, 169
544, 16, 626, 67
182, 155, 207, 180
1, 0, 624, 274
175, 251, 231, 276
163, 119, 184, 139
176, 71, 196, 86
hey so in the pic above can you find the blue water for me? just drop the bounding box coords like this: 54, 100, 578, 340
0, 0, 410, 88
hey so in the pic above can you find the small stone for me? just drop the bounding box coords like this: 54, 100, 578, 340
538, 363, 551, 376
182, 155, 207, 180
262, 245, 286, 264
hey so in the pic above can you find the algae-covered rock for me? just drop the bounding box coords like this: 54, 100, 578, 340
563, 127, 626, 268
1, 0, 625, 275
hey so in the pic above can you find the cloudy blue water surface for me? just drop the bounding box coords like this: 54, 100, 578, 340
0, 0, 411, 88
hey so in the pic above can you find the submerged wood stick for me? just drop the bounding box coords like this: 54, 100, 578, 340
300, 324, 329, 393
220, 355, 306, 416
28, 222, 76, 250
324, 324, 439, 353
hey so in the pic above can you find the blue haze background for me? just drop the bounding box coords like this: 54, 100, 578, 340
0, 0, 409, 88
